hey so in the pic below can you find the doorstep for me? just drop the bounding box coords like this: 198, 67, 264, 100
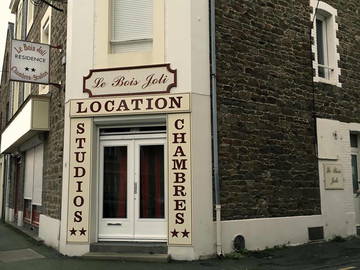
86, 241, 169, 262
82, 252, 170, 263
90, 241, 168, 254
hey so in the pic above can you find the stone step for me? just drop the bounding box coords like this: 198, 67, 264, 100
90, 241, 168, 254
82, 252, 170, 263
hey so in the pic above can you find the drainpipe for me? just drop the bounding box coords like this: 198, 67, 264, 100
210, 0, 223, 257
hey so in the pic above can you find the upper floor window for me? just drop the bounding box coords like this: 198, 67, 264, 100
26, 0, 34, 34
16, 0, 23, 39
310, 1, 341, 87
39, 7, 51, 95
111, 0, 153, 53
351, 133, 360, 194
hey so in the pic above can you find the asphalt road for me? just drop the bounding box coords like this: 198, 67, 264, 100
1, 221, 360, 270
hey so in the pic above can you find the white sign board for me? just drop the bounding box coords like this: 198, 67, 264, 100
324, 164, 344, 190
83, 64, 177, 97
168, 113, 192, 245
10, 40, 50, 84
67, 118, 92, 243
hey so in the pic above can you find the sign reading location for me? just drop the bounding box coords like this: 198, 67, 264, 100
10, 40, 50, 84
83, 64, 177, 97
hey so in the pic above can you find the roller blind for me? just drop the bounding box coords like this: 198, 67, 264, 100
32, 144, 44, 205
24, 148, 35, 200
23, 144, 44, 205
112, 0, 153, 42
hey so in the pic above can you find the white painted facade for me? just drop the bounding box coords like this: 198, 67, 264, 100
61, 0, 214, 260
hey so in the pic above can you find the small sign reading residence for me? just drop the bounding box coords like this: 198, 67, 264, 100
10, 40, 50, 84
168, 113, 192, 245
83, 64, 177, 97
70, 93, 190, 117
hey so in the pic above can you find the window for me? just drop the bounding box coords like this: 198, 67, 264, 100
39, 7, 51, 95
24, 83, 31, 100
26, 0, 34, 34
23, 144, 44, 226
16, 0, 23, 39
310, 1, 341, 87
351, 133, 360, 194
111, 0, 153, 53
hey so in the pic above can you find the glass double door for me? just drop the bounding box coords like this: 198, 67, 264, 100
99, 135, 167, 241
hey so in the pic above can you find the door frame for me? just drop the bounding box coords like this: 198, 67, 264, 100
97, 132, 168, 242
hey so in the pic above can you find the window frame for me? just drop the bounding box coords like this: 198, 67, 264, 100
310, 0, 341, 87
39, 7, 52, 95
26, 0, 34, 35
110, 0, 154, 54
351, 133, 360, 194
93, 0, 165, 67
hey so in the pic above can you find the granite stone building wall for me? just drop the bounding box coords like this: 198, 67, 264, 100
25, 1, 67, 220
0, 1, 66, 223
216, 0, 360, 220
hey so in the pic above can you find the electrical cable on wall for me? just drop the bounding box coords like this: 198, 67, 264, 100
309, 0, 321, 158
30, 0, 66, 12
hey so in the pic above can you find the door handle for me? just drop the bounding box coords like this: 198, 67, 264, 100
134, 182, 138, 195
107, 223, 122, 226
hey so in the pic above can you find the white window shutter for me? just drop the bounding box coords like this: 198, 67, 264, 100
32, 144, 44, 205
112, 0, 153, 42
24, 148, 35, 200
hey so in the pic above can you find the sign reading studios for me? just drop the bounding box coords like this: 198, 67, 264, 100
67, 93, 192, 245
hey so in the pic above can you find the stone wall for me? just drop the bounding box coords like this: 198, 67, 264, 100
25, 1, 67, 220
216, 0, 360, 220
0, 1, 66, 220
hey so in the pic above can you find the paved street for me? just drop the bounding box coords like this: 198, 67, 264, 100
1, 221, 360, 270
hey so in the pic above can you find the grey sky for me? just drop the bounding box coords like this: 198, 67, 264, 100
0, 0, 15, 78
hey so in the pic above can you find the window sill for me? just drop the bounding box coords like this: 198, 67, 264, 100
313, 76, 342, 88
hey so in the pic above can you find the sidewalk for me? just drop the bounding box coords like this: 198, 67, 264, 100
1, 221, 360, 270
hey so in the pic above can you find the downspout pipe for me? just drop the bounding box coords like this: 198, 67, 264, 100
210, 0, 223, 257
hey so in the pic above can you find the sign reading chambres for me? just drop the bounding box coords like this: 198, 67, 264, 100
10, 40, 50, 84
168, 113, 192, 245
83, 64, 177, 97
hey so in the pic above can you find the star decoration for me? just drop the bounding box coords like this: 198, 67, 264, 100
170, 229, 179, 238
25, 67, 29, 71
79, 227, 87, 236
31, 68, 36, 72
69, 227, 77, 236
181, 229, 190, 238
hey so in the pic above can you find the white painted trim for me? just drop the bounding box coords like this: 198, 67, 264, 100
221, 215, 324, 253
39, 215, 60, 250
310, 0, 341, 87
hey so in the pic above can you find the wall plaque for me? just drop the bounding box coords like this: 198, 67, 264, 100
67, 118, 92, 243
168, 113, 192, 245
83, 64, 177, 97
324, 164, 344, 190
10, 40, 50, 84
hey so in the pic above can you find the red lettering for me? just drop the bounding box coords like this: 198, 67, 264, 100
76, 102, 87, 113
73, 196, 84, 207
74, 167, 85, 177
174, 172, 186, 183
172, 159, 187, 170
173, 133, 186, 144
173, 146, 185, 157
76, 123, 85, 134
173, 185, 187, 196
75, 138, 86, 148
